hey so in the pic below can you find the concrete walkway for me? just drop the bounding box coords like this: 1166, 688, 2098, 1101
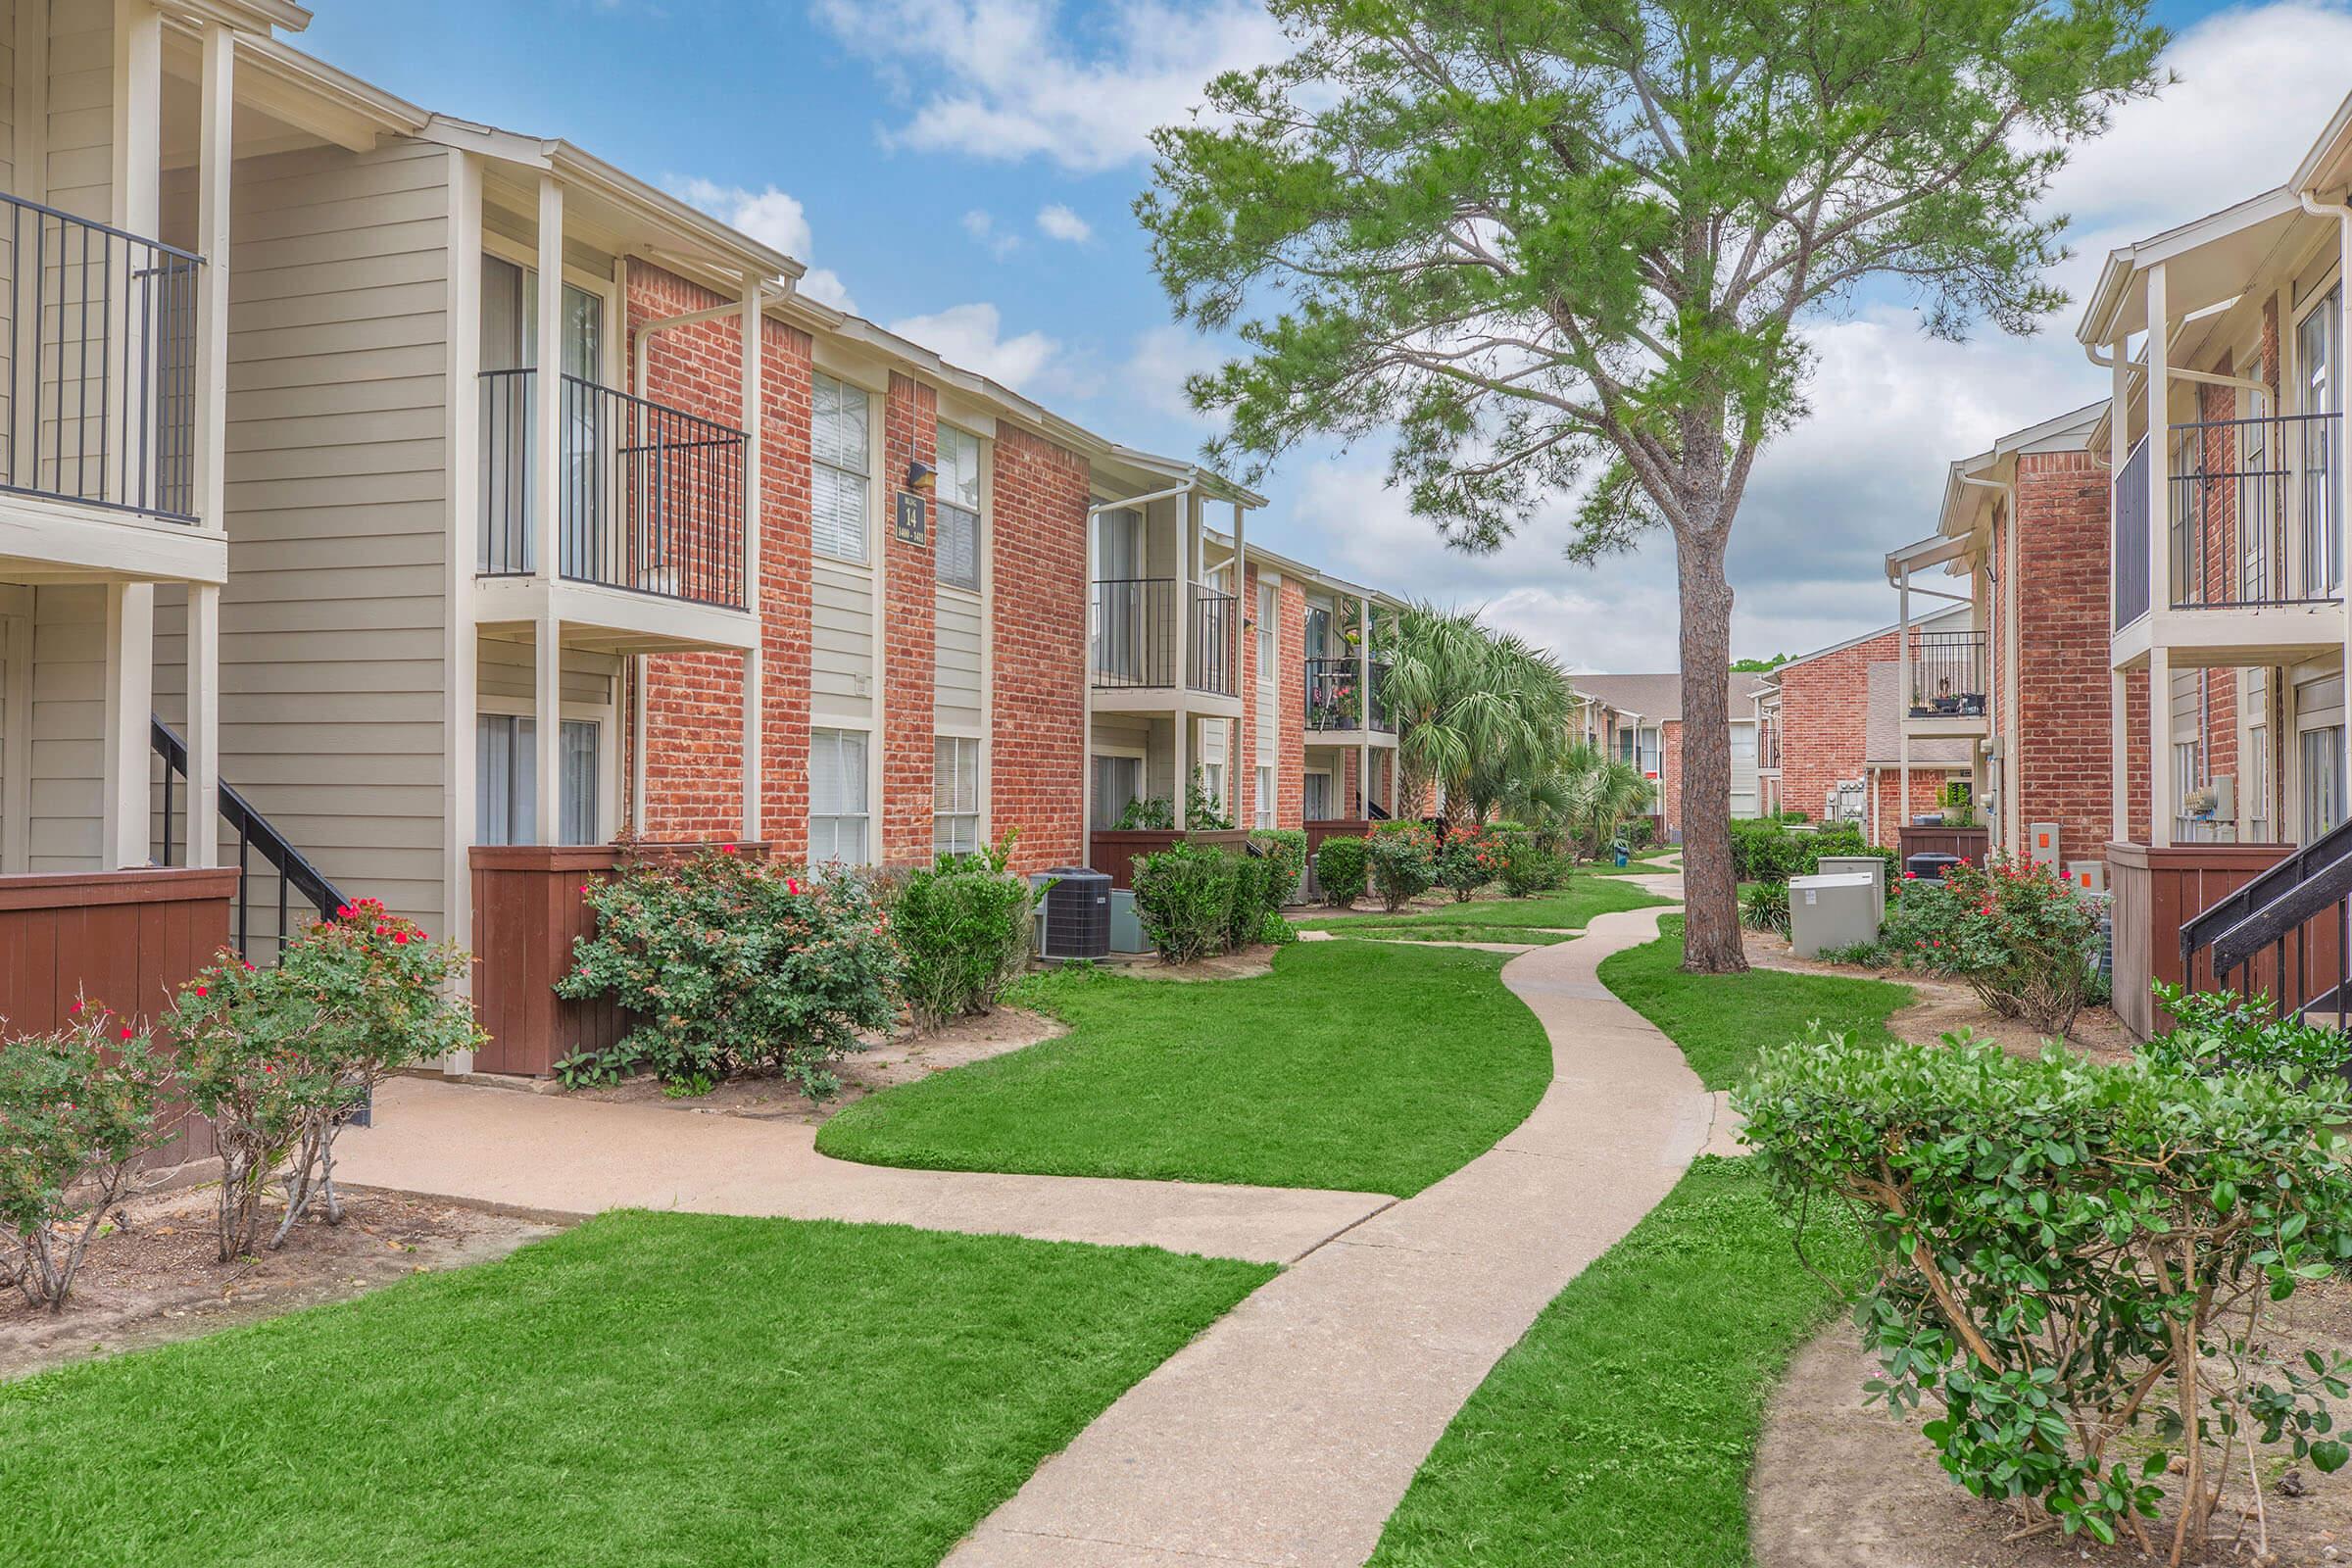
336, 1080, 1393, 1266
944, 902, 1710, 1568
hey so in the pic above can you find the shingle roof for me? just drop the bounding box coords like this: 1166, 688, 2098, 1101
1571, 671, 1773, 724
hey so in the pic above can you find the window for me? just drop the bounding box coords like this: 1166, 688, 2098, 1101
1255, 763, 1274, 830
1200, 761, 1226, 813
809, 727, 870, 863
812, 373, 871, 564
934, 736, 982, 858
935, 424, 981, 591
2248, 723, 2273, 840
2302, 725, 2345, 842
1093, 755, 1144, 826
1256, 582, 1276, 685
1303, 770, 1335, 822
2241, 392, 2272, 600
2299, 287, 2340, 596
476, 714, 599, 846
478, 256, 605, 576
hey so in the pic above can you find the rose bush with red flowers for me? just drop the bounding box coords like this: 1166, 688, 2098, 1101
1882, 855, 2101, 1034
1435, 827, 1496, 903
558, 849, 903, 1098
0, 1004, 177, 1310
166, 901, 482, 1259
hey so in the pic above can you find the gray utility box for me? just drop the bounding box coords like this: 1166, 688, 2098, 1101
1815, 855, 1886, 928
1109, 890, 1150, 955
1789, 872, 1881, 959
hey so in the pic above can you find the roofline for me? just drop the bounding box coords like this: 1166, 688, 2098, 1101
2290, 87, 2352, 194
2075, 186, 2303, 346
1776, 602, 1970, 673
183, 0, 312, 33
233, 34, 432, 137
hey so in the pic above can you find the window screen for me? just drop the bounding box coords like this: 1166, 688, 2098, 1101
934, 736, 982, 858
809, 727, 870, 863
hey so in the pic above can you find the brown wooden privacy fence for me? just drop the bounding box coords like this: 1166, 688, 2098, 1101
1895, 825, 1989, 865
2107, 840, 2302, 1039
469, 841, 768, 1076
1087, 829, 1251, 891
0, 866, 239, 1170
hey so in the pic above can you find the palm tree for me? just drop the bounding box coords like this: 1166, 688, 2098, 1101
1388, 608, 1574, 827
1555, 741, 1655, 861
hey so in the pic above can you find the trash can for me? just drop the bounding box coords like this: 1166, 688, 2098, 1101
1611, 843, 1630, 868
1789, 872, 1880, 959
1905, 852, 1962, 883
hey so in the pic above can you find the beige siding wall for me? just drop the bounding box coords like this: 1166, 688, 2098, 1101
812, 564, 873, 722
149, 140, 453, 928
26, 582, 103, 872
0, 1, 17, 192
45, 0, 107, 221
935, 586, 982, 733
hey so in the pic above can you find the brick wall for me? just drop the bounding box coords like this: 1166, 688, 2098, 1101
881, 372, 938, 868
1872, 764, 1963, 840
627, 263, 814, 858
991, 422, 1090, 872
1278, 579, 1306, 828
1778, 628, 1897, 828
2011, 446, 2114, 860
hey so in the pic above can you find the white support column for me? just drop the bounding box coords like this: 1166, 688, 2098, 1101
1357, 593, 1373, 810
100, 582, 154, 869
112, 1, 161, 233
2111, 332, 2132, 849
1897, 566, 1911, 831
1173, 710, 1190, 831
740, 270, 764, 841
1232, 499, 1248, 822
2147, 262, 2171, 624
193, 24, 233, 537
186, 585, 219, 868
2111, 668, 2130, 844
1175, 490, 1199, 698
444, 152, 484, 969
2337, 212, 2352, 825
532, 177, 564, 844
2149, 646, 2174, 849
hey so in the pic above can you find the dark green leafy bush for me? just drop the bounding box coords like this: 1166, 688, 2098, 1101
1487, 821, 1561, 898
1740, 1028, 2352, 1552
1132, 841, 1241, 963
1882, 855, 2099, 1034
1249, 829, 1307, 909
1364, 823, 1438, 911
1435, 828, 1494, 902
1225, 852, 1270, 950
1315, 835, 1369, 908
1115, 796, 1174, 830
2140, 981, 2350, 1080
891, 832, 1042, 1030
1740, 880, 1789, 934
558, 850, 903, 1099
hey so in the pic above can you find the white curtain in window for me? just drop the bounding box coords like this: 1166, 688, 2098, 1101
1092, 755, 1143, 826
812, 373, 870, 563
934, 736, 982, 857
1255, 764, 1274, 829
1303, 771, 1334, 822
809, 727, 870, 863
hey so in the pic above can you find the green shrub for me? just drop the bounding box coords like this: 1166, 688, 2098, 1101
1740, 881, 1789, 935
1259, 910, 1300, 947
557, 850, 903, 1100
1186, 768, 1235, 831
1249, 829, 1307, 910
1488, 822, 1560, 898
1315, 835, 1370, 908
170, 900, 483, 1258
1740, 1029, 2352, 1550
2140, 981, 2349, 1080
1884, 855, 2099, 1034
1225, 852, 1270, 949
1364, 823, 1438, 911
1435, 828, 1494, 902
891, 832, 1042, 1030
0, 1006, 175, 1309
1816, 939, 1888, 967
1115, 796, 1174, 830
1132, 841, 1241, 963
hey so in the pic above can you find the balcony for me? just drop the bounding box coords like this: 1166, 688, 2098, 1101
1304, 656, 1394, 735
478, 368, 749, 612
1904, 630, 1988, 737
0, 193, 204, 538
1090, 577, 1240, 702
2113, 413, 2344, 661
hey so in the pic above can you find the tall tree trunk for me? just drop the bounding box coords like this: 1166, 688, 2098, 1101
1677, 521, 1747, 974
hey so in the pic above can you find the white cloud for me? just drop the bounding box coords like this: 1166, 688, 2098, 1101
665, 176, 860, 313
886, 302, 1064, 391
1037, 203, 1094, 243
961, 209, 1022, 260
809, 0, 1288, 172
1123, 325, 1224, 420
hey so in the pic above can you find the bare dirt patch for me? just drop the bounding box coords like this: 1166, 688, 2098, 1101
0, 1184, 554, 1381
1755, 1280, 2352, 1567
1745, 929, 2135, 1063
552, 1004, 1070, 1125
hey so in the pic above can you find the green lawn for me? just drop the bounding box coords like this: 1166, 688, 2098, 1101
1297, 875, 1671, 945
0, 1212, 1272, 1568
1588, 852, 1681, 876
1598, 914, 1911, 1088
817, 940, 1551, 1197
1368, 1157, 1864, 1568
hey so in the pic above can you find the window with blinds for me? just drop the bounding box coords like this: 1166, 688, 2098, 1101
936, 424, 981, 591
934, 736, 982, 857
476, 714, 599, 846
809, 726, 870, 863
1093, 755, 1144, 826
1255, 764, 1274, 829
812, 373, 871, 564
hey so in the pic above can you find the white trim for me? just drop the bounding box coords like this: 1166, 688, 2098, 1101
0, 608, 29, 874
445, 150, 483, 970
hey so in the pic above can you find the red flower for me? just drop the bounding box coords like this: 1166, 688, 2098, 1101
787, 877, 804, 896
194, 986, 208, 999
393, 931, 410, 946
720, 844, 738, 855
120, 1026, 133, 1040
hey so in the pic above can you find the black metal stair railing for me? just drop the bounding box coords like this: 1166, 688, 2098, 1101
152, 716, 346, 963
2180, 814, 2352, 1030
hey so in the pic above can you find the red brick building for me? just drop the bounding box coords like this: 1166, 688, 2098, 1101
1569, 672, 1772, 841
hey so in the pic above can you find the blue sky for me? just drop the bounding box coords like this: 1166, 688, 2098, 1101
301, 0, 2344, 672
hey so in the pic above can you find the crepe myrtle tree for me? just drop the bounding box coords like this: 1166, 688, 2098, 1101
1137, 0, 2166, 971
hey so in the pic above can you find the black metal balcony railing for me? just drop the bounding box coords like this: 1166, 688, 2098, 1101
2114, 436, 2150, 630
1759, 727, 1781, 771
1907, 630, 1987, 718
2165, 410, 2340, 611
1304, 656, 1393, 732
478, 368, 748, 610
0, 193, 202, 522
1091, 577, 1239, 696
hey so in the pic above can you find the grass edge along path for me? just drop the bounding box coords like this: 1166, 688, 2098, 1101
1366, 1156, 1865, 1568
1297, 876, 1672, 945
818, 939, 1552, 1198
0, 1211, 1274, 1568
1597, 914, 1911, 1089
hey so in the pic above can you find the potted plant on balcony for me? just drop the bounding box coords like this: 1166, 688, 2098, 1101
1308, 676, 1361, 730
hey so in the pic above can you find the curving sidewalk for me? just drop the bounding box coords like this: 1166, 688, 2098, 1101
943, 902, 1711, 1568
